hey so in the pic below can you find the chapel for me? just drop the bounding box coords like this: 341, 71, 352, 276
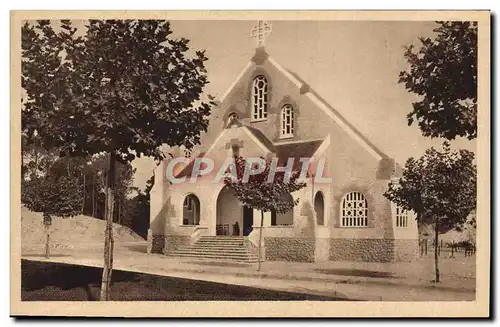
147, 21, 419, 263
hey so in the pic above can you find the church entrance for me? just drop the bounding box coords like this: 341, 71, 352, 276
242, 206, 254, 236
216, 186, 244, 236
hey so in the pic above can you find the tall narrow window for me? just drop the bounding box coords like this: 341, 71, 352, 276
395, 206, 408, 227
341, 192, 368, 227
280, 104, 294, 138
183, 194, 200, 225
252, 75, 268, 121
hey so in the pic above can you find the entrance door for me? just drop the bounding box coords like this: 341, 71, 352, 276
216, 186, 243, 236
243, 206, 253, 236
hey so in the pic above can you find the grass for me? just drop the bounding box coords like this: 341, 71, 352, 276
21, 260, 346, 301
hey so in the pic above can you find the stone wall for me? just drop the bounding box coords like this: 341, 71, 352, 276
148, 235, 165, 254
394, 239, 419, 262
163, 235, 190, 254
329, 238, 394, 262
329, 238, 420, 262
265, 237, 315, 262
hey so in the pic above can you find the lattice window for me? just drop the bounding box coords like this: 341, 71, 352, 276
341, 192, 368, 227
252, 75, 268, 121
395, 206, 408, 227
281, 104, 294, 137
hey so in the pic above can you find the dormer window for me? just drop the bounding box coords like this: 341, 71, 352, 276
280, 104, 294, 138
252, 75, 268, 121
226, 112, 240, 128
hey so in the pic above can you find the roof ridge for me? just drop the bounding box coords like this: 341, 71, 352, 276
270, 60, 388, 160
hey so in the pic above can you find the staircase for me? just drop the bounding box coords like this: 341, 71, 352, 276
166, 236, 259, 263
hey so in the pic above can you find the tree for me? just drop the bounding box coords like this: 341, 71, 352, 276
384, 142, 476, 282
224, 156, 306, 271
399, 21, 477, 140
21, 20, 213, 300
21, 158, 83, 258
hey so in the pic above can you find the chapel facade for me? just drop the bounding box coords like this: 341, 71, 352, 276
147, 21, 419, 263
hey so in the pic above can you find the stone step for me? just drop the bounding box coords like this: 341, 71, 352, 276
166, 253, 259, 262
198, 237, 246, 241
167, 252, 259, 261
183, 246, 251, 252
196, 239, 246, 242
198, 238, 245, 241
171, 249, 256, 256
198, 237, 245, 239
194, 242, 246, 246
195, 243, 246, 247
167, 236, 257, 262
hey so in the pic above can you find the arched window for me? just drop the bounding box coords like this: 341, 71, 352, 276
252, 75, 268, 121
270, 194, 294, 226
280, 104, 294, 138
341, 192, 368, 227
183, 194, 200, 225
314, 191, 325, 226
395, 206, 408, 227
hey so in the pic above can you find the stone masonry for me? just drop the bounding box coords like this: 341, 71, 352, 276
265, 237, 316, 263
329, 239, 395, 262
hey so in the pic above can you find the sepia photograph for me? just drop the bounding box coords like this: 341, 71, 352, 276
10, 10, 490, 317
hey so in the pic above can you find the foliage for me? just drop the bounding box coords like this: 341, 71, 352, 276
399, 21, 477, 140
223, 156, 307, 214
21, 162, 83, 220
384, 141, 476, 282
22, 20, 214, 162
385, 141, 476, 231
21, 19, 213, 299
223, 156, 307, 271
22, 144, 137, 224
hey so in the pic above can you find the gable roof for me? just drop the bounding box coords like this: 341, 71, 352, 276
244, 125, 276, 152
218, 47, 390, 161
174, 123, 329, 179
173, 152, 206, 179
274, 140, 324, 171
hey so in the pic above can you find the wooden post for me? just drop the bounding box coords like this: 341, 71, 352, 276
43, 213, 51, 259
45, 231, 50, 259
257, 210, 264, 272
92, 173, 96, 217
434, 220, 440, 283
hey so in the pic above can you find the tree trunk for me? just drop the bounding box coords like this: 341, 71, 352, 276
434, 220, 440, 283
257, 210, 264, 272
82, 172, 86, 214
117, 196, 121, 225
45, 231, 50, 259
100, 154, 116, 301
92, 173, 96, 217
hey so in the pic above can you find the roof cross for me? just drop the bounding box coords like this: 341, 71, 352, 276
250, 20, 272, 48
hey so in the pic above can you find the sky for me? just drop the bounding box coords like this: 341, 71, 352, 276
59, 20, 478, 190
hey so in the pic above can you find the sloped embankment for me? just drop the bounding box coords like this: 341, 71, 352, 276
21, 206, 144, 249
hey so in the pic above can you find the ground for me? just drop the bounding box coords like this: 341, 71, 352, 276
21, 260, 343, 301
21, 241, 476, 301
